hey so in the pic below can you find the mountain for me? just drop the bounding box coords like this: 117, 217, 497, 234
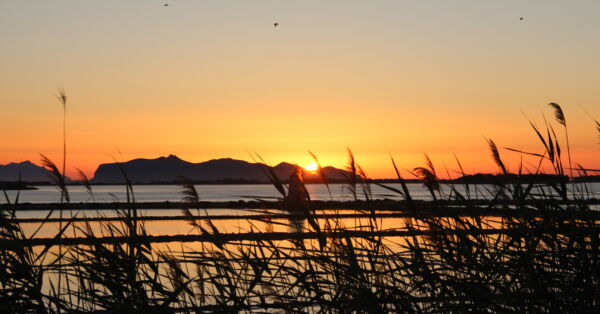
0, 161, 54, 183
90, 155, 352, 184
271, 162, 350, 182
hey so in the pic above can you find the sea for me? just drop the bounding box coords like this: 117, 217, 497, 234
3, 182, 598, 204
3, 182, 598, 238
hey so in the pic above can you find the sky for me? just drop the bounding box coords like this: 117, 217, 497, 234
1, 0, 599, 179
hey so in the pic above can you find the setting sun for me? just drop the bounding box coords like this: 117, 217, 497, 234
304, 162, 318, 172
1, 2, 600, 312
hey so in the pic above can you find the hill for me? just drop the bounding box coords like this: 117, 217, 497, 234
0, 161, 56, 183
90, 155, 351, 184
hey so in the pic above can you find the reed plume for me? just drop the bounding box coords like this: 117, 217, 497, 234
424, 153, 437, 177
55, 88, 67, 198
178, 175, 226, 249
372, 155, 415, 211
178, 175, 200, 204
76, 168, 94, 202
357, 164, 372, 201
345, 148, 358, 200
411, 154, 440, 201
178, 176, 203, 231
548, 102, 572, 177
486, 138, 508, 175
412, 166, 439, 192
548, 102, 565, 126
40, 154, 70, 203
308, 151, 332, 200
249, 152, 286, 198
391, 155, 414, 208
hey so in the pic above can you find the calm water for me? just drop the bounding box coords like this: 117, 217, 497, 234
3, 182, 599, 204
4, 182, 598, 238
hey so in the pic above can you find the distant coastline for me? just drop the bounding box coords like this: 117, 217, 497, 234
3, 155, 600, 186
4, 174, 599, 186
0, 181, 38, 190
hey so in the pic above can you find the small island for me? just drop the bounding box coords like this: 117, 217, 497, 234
0, 181, 38, 191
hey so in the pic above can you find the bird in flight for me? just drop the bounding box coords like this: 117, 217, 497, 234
164, 3, 169, 7
274, 22, 279, 28
520, 17, 524, 21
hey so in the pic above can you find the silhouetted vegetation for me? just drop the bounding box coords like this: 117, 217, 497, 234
1, 103, 599, 312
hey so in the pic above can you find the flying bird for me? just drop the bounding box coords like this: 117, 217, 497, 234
164, 3, 169, 6
520, 17, 524, 21
274, 22, 279, 28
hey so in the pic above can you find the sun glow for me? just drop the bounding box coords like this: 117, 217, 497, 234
304, 162, 318, 172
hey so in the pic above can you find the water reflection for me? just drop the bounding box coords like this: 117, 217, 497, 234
289, 218, 305, 233
9, 182, 595, 204
17, 208, 418, 238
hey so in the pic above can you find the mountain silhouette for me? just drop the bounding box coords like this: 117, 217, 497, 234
90, 155, 351, 184
271, 162, 349, 183
0, 161, 57, 182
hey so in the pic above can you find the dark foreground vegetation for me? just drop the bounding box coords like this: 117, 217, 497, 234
1, 102, 600, 312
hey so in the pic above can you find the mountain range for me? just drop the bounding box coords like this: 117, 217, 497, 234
91, 155, 351, 184
0, 155, 351, 184
1, 155, 597, 184
0, 161, 57, 183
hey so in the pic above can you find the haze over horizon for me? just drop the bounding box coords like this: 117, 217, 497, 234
1, 1, 599, 179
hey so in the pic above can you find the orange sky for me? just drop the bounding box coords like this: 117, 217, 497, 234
1, 1, 598, 179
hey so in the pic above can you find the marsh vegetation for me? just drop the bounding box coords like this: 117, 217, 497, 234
1, 103, 600, 312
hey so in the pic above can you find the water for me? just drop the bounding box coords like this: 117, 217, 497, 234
3, 183, 424, 203
5, 182, 599, 310
4, 182, 598, 238
3, 182, 598, 204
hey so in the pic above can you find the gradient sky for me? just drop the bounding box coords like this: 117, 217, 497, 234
1, 1, 599, 179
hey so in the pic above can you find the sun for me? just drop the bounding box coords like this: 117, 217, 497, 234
304, 162, 318, 172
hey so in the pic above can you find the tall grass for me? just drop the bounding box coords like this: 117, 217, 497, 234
1, 104, 599, 312
0, 178, 73, 313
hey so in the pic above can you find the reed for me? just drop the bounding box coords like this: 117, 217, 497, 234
1, 105, 599, 312
76, 168, 94, 202
55, 88, 68, 202
596, 119, 600, 143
